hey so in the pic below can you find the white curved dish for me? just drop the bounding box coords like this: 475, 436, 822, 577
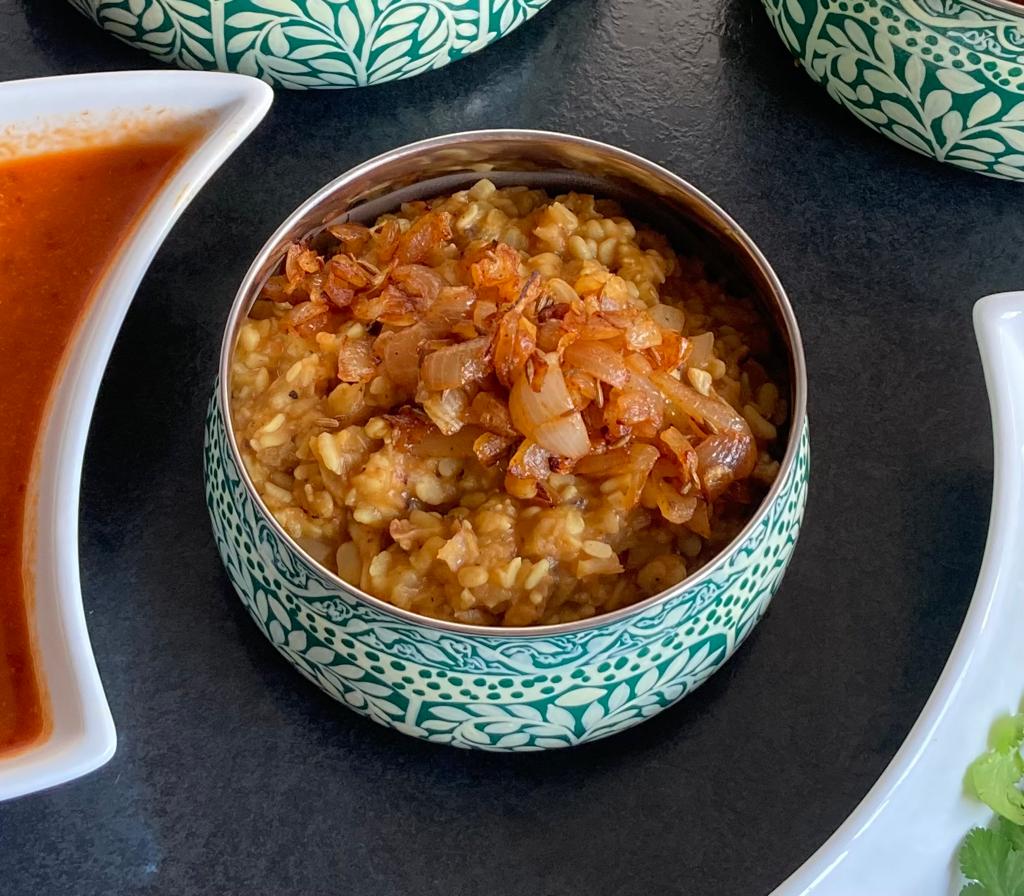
772, 291, 1024, 894
0, 71, 272, 802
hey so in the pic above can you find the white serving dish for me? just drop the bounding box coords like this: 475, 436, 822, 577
0, 71, 271, 801
772, 291, 1024, 894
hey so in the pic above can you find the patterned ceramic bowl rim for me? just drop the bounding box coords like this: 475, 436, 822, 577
216, 129, 808, 638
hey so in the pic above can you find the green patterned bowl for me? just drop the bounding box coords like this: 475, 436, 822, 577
68, 0, 552, 88
203, 131, 810, 750
762, 0, 1024, 180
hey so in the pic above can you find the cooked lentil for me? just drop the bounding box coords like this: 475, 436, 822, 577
230, 181, 787, 626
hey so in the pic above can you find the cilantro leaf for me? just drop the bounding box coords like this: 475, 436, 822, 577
959, 827, 1024, 895
1000, 819, 1024, 853
992, 716, 1024, 754
961, 828, 1011, 885
968, 713, 1024, 825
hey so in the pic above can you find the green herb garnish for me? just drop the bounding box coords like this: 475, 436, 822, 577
959, 712, 1024, 895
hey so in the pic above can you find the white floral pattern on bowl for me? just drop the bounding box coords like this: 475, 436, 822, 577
204, 394, 809, 750
68, 0, 553, 89
762, 0, 1024, 180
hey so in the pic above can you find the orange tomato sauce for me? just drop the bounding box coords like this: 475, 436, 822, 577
0, 140, 188, 754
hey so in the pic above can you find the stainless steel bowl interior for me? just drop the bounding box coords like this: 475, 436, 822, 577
218, 130, 808, 637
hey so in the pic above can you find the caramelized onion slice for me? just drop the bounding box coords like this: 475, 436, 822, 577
656, 481, 698, 525
337, 337, 377, 384
508, 439, 550, 480
686, 498, 712, 538
420, 336, 491, 390
622, 443, 660, 507
393, 264, 446, 304
574, 442, 658, 506
659, 426, 701, 491
505, 440, 550, 500
473, 432, 516, 467
469, 392, 517, 437
687, 331, 715, 368
652, 370, 749, 435
376, 324, 427, 393
285, 242, 320, 281
405, 423, 484, 459
508, 358, 574, 437
427, 286, 477, 325
422, 387, 470, 435
534, 411, 590, 459
695, 430, 757, 500
284, 301, 331, 337
395, 210, 452, 265
493, 308, 537, 389
563, 340, 630, 388
575, 448, 630, 477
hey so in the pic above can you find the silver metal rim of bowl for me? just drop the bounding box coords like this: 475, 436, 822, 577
971, 0, 1024, 15
216, 128, 809, 638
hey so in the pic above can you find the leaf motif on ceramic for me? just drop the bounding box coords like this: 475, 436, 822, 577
69, 0, 553, 88
761, 0, 1024, 180
203, 390, 809, 749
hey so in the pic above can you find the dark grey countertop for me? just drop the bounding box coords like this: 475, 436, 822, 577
1, 1, 1014, 893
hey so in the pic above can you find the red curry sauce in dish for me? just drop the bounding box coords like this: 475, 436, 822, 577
0, 141, 188, 754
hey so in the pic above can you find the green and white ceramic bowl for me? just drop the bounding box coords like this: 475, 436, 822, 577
68, 0, 552, 89
203, 130, 810, 750
762, 0, 1024, 180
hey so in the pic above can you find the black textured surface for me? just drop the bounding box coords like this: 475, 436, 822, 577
0, 1, 1011, 893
